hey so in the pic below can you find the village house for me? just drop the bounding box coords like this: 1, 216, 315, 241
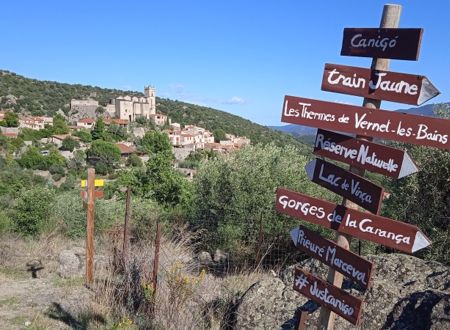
19, 116, 53, 130
149, 113, 168, 126
104, 118, 129, 127
116, 142, 137, 158
76, 117, 96, 129
50, 134, 79, 148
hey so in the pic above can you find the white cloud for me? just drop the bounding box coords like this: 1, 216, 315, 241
222, 96, 246, 105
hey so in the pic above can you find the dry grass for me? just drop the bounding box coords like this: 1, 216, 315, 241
93, 227, 273, 329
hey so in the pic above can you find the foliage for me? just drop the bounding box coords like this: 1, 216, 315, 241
107, 124, 129, 141
189, 144, 337, 263
72, 129, 92, 143
52, 114, 69, 134
87, 140, 121, 175
213, 128, 226, 142
179, 149, 217, 169
61, 136, 80, 151
91, 117, 106, 140
0, 111, 19, 127
383, 144, 450, 265
0, 209, 12, 235
127, 153, 143, 167
67, 149, 86, 173
13, 187, 56, 236
140, 130, 172, 155
18, 147, 66, 170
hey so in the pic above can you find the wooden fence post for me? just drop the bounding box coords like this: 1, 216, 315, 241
85, 168, 95, 286
318, 4, 402, 329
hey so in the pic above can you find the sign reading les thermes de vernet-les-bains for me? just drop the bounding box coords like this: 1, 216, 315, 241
313, 129, 418, 179
305, 158, 384, 214
293, 267, 363, 325
282, 96, 450, 150
291, 225, 374, 289
275, 187, 431, 254
321, 63, 439, 105
341, 28, 423, 60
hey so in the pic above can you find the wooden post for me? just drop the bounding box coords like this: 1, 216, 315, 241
318, 4, 401, 329
152, 222, 161, 298
85, 168, 95, 286
123, 186, 132, 265
297, 310, 309, 330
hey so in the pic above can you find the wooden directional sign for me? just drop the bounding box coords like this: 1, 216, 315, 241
305, 158, 384, 214
313, 129, 418, 179
80, 190, 104, 200
322, 63, 439, 105
291, 226, 374, 289
275, 187, 431, 253
282, 96, 450, 150
341, 28, 423, 60
293, 267, 363, 325
81, 179, 105, 188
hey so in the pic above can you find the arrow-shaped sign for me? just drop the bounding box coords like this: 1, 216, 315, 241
322, 63, 439, 105
275, 187, 431, 254
282, 96, 450, 150
293, 267, 363, 325
341, 28, 423, 61
305, 158, 384, 214
291, 225, 374, 289
313, 129, 418, 179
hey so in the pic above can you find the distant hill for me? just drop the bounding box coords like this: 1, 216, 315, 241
0, 70, 307, 150
270, 102, 450, 138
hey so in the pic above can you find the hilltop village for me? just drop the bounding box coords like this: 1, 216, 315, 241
0, 86, 250, 179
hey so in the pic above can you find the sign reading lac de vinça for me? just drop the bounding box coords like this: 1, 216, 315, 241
305, 158, 384, 214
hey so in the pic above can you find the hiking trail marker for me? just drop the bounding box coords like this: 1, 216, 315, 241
274, 4, 440, 328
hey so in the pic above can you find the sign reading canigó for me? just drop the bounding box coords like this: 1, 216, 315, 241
291, 226, 374, 289
293, 267, 363, 325
275, 187, 431, 254
340, 28, 423, 60
313, 129, 418, 179
321, 63, 439, 105
282, 96, 450, 150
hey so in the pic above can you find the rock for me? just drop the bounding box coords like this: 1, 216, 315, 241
58, 250, 81, 278
234, 254, 450, 330
198, 251, 213, 265
213, 249, 228, 263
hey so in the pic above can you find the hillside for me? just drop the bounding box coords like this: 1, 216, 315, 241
0, 70, 306, 149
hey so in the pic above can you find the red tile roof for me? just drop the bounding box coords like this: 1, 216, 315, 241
116, 143, 136, 154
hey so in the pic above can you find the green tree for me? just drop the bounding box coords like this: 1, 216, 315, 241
18, 147, 46, 169
91, 117, 106, 140
51, 114, 69, 134
107, 124, 128, 141
141, 130, 172, 155
189, 144, 337, 262
73, 129, 92, 143
127, 153, 143, 167
13, 187, 55, 236
213, 128, 226, 142
0, 111, 19, 127
61, 137, 80, 151
87, 140, 121, 174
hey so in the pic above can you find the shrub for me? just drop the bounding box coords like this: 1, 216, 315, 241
0, 210, 12, 235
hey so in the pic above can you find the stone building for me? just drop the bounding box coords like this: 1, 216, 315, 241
114, 86, 156, 122
70, 99, 99, 118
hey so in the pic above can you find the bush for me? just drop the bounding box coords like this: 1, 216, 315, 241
52, 191, 85, 238
13, 187, 56, 236
61, 137, 80, 151
0, 210, 12, 235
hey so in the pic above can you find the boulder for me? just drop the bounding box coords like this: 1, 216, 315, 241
198, 251, 213, 265
213, 249, 228, 263
234, 254, 450, 329
58, 250, 81, 278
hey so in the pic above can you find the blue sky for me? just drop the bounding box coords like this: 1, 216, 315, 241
1, 1, 449, 126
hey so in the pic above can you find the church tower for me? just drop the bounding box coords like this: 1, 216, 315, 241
144, 86, 156, 115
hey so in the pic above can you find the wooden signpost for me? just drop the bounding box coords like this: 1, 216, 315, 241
313, 129, 418, 179
293, 267, 363, 325
282, 95, 450, 150
276, 188, 431, 254
341, 28, 423, 60
305, 158, 384, 214
81, 169, 104, 286
321, 63, 439, 105
291, 225, 374, 289
276, 4, 440, 328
